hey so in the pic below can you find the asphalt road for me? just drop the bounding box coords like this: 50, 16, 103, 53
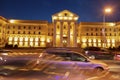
0, 49, 120, 80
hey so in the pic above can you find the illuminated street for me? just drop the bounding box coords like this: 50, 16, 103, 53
0, 49, 120, 80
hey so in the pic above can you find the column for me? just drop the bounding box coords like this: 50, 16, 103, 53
53, 21, 56, 47
67, 22, 70, 47
73, 22, 77, 47
60, 22, 63, 47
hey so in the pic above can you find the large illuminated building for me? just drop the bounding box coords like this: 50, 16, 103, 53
0, 10, 120, 48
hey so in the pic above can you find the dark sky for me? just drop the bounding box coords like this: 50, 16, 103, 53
0, 0, 120, 22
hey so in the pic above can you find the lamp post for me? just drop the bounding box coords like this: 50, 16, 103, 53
102, 8, 112, 48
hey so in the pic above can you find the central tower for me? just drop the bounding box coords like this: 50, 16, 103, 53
52, 10, 79, 47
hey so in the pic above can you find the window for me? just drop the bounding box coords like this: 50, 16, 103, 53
24, 26, 26, 29
114, 29, 116, 32
64, 13, 67, 16
8, 26, 10, 29
91, 28, 93, 31
77, 34, 78, 36
28, 31, 30, 34
48, 33, 50, 36
51, 33, 53, 36
110, 33, 111, 36
86, 28, 89, 31
39, 26, 41, 30
57, 26, 59, 29
105, 33, 107, 36
91, 33, 93, 36
52, 28, 54, 31
23, 31, 25, 34
7, 31, 9, 34
34, 32, 35, 34
13, 31, 15, 34
64, 26, 66, 29
38, 32, 41, 35
95, 28, 98, 31
34, 26, 36, 29
96, 33, 98, 36
13, 26, 15, 29
29, 26, 31, 29
110, 28, 111, 31
18, 26, 21, 29
105, 28, 107, 31
86, 33, 89, 36
71, 53, 87, 62
101, 33, 102, 36
18, 31, 20, 34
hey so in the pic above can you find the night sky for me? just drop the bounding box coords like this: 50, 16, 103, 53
0, 0, 120, 22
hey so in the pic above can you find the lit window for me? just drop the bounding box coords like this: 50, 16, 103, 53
14, 42, 17, 45
9, 37, 13, 41
47, 39, 51, 43
14, 37, 18, 41
64, 17, 67, 20
20, 37, 23, 41
53, 16, 57, 20
30, 38, 33, 41
74, 17, 78, 20
41, 38, 45, 41
19, 42, 23, 46
25, 37, 28, 41
88, 39, 92, 42
98, 43, 101, 47
93, 39, 96, 42
24, 42, 28, 46
93, 43, 97, 47
98, 39, 101, 42
35, 38, 39, 41
82, 38, 87, 42
35, 42, 38, 46
30, 42, 33, 46
107, 39, 110, 43
112, 39, 115, 43
59, 17, 63, 20
8, 41, 12, 44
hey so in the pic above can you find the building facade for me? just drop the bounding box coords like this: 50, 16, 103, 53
0, 10, 120, 48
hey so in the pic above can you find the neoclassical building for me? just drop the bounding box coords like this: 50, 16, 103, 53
0, 10, 120, 48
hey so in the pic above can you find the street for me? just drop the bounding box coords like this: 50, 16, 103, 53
0, 49, 120, 80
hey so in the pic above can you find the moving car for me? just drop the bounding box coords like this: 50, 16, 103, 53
85, 51, 114, 60
84, 47, 114, 60
0, 49, 11, 56
41, 48, 109, 72
114, 52, 120, 60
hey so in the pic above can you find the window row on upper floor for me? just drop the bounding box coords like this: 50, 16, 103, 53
7, 31, 42, 35
85, 33, 120, 36
6, 31, 54, 36
85, 28, 120, 32
6, 25, 47, 30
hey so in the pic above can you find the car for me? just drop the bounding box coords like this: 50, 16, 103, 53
0, 49, 11, 56
85, 51, 114, 60
40, 48, 109, 72
114, 52, 120, 60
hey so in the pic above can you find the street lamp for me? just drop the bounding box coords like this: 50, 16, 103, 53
102, 8, 112, 48
103, 8, 112, 23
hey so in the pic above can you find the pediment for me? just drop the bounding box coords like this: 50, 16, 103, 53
52, 10, 79, 17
